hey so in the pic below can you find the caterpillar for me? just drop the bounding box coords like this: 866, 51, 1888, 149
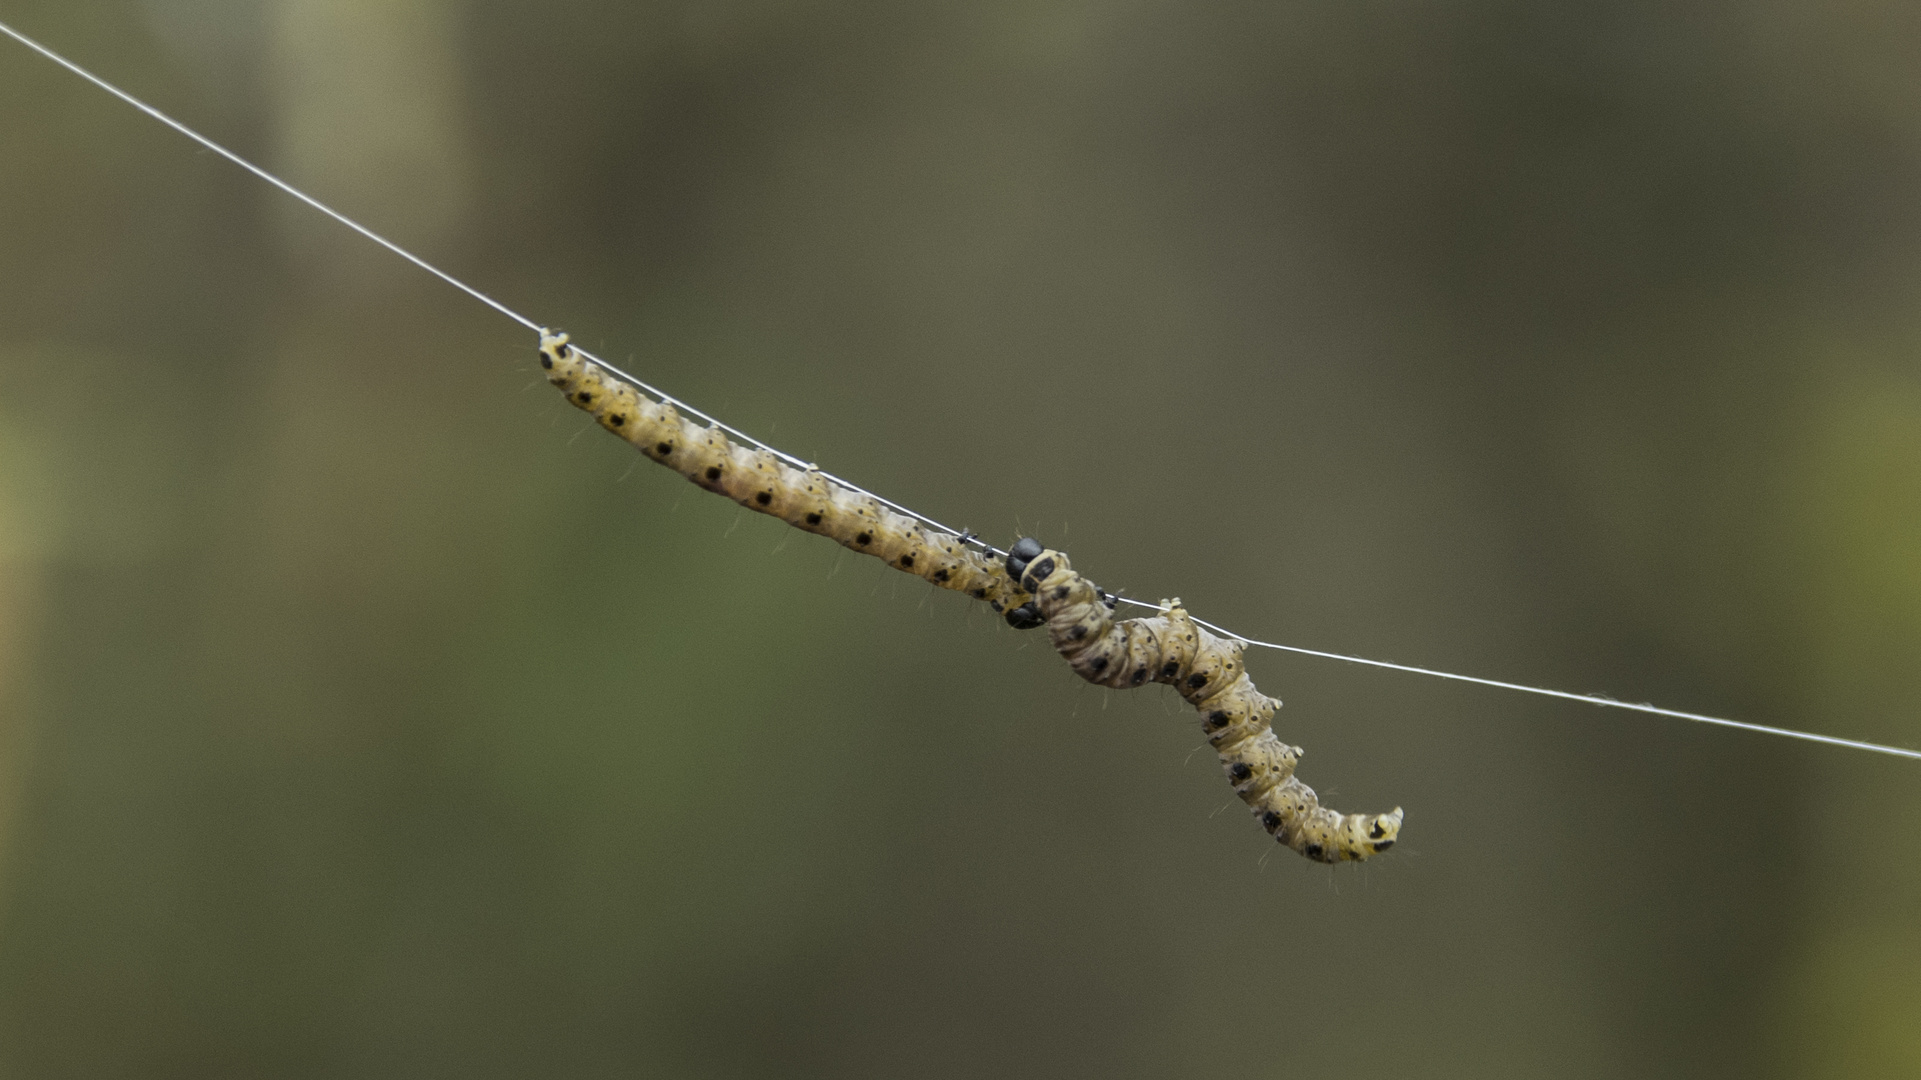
538, 328, 1404, 863
537, 329, 1038, 620
1007, 540, 1403, 863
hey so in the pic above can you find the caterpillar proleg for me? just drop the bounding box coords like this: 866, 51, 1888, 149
1009, 541, 1403, 862
541, 327, 1403, 863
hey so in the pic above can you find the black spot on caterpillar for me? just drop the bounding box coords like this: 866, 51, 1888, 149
1010, 543, 1403, 863
538, 329, 1035, 617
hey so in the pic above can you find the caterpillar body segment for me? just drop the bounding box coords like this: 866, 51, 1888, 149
1013, 545, 1403, 863
537, 329, 1034, 615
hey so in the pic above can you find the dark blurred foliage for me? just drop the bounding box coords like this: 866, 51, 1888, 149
1, 1, 1918, 1077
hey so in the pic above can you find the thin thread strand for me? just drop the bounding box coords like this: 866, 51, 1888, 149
1177, 608, 1921, 761
0, 20, 978, 552
0, 19, 540, 334
8, 16, 1913, 764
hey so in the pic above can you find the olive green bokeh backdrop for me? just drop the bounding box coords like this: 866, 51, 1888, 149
1, 2, 1918, 1077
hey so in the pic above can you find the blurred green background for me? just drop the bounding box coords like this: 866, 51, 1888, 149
1, 1, 1918, 1077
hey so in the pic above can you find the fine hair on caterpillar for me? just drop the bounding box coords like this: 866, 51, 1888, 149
540, 328, 1403, 863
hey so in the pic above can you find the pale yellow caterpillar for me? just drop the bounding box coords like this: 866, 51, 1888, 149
1009, 542, 1403, 862
539, 326, 1404, 864
537, 329, 1038, 620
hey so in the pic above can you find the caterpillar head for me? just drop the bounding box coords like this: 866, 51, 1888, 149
1004, 602, 1044, 630
1004, 536, 1044, 582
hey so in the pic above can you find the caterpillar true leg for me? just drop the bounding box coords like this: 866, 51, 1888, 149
1012, 542, 1403, 863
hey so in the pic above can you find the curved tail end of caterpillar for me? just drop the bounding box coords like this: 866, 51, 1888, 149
1008, 540, 1403, 864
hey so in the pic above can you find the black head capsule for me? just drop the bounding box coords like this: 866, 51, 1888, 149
1005, 536, 1045, 582
1004, 602, 1044, 630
